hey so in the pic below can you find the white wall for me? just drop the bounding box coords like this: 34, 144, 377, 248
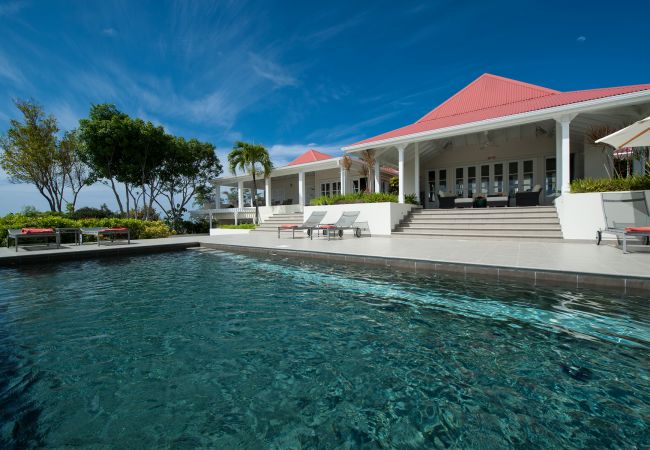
209, 228, 251, 236
303, 202, 415, 236
555, 190, 650, 240
583, 144, 613, 179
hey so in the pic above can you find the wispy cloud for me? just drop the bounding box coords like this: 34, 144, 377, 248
576, 36, 586, 43
0, 50, 26, 87
249, 52, 297, 88
101, 27, 117, 37
267, 142, 343, 166
0, 1, 24, 17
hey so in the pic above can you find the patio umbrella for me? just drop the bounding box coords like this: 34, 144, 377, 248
596, 116, 650, 148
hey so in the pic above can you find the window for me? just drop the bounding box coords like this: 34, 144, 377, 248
321, 181, 341, 197
523, 160, 534, 191
493, 163, 503, 194
467, 166, 476, 198
508, 161, 519, 194
428, 171, 436, 202
353, 177, 368, 193
545, 158, 556, 195
480, 165, 489, 195
320, 183, 330, 197
455, 168, 464, 197
439, 169, 447, 195
332, 181, 341, 196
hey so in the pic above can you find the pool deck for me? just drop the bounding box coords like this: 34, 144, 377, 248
1, 233, 649, 293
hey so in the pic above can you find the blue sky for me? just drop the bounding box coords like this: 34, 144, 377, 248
1, 0, 649, 214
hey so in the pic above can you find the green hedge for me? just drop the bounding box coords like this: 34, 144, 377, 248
218, 224, 257, 229
0, 212, 172, 246
570, 175, 650, 193
310, 192, 399, 205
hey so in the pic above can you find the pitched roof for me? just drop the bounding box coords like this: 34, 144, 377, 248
349, 74, 650, 147
287, 149, 333, 166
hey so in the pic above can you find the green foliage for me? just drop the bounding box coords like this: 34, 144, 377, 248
68, 204, 115, 219
388, 176, 399, 194
310, 192, 398, 205
0, 212, 172, 246
570, 175, 650, 193
218, 224, 257, 229
404, 194, 419, 205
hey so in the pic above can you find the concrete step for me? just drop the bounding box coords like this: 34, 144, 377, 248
408, 217, 559, 224
399, 223, 561, 231
391, 233, 563, 241
393, 229, 563, 238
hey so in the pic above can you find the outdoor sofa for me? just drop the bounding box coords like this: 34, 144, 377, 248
277, 211, 327, 239
515, 185, 542, 207
487, 194, 509, 207
80, 227, 131, 246
596, 191, 650, 254
438, 191, 456, 209
314, 211, 362, 240
7, 228, 60, 252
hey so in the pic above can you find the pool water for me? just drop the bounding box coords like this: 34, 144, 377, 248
1, 250, 648, 448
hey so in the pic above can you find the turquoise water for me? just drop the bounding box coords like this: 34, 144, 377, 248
1, 250, 649, 448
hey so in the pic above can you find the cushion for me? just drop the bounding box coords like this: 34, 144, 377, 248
100, 227, 128, 232
319, 224, 336, 229
21, 228, 54, 234
625, 227, 650, 232
279, 224, 298, 229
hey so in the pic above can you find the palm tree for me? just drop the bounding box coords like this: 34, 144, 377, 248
228, 141, 273, 224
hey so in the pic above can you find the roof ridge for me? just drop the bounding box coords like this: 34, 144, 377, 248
417, 73, 560, 123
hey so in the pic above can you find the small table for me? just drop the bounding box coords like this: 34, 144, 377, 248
56, 227, 81, 245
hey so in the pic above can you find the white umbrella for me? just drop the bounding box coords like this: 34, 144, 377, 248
596, 116, 650, 148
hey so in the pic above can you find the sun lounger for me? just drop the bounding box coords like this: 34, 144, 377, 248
277, 211, 327, 239
315, 211, 361, 240
80, 227, 130, 246
7, 228, 60, 252
596, 192, 650, 253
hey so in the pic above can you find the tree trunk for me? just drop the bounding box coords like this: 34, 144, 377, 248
109, 178, 124, 215
252, 171, 259, 225
125, 183, 130, 218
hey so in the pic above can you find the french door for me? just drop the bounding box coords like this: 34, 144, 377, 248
451, 159, 535, 198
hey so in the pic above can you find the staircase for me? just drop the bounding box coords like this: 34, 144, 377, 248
393, 206, 563, 240
252, 212, 304, 233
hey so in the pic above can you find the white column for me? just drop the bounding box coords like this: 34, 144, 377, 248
265, 177, 272, 207
374, 158, 381, 193
413, 142, 420, 201
213, 184, 221, 208
556, 116, 574, 193
340, 166, 347, 195
397, 144, 406, 203
237, 180, 244, 208
298, 171, 305, 206
555, 121, 562, 195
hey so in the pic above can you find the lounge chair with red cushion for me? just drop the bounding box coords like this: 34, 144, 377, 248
7, 228, 60, 252
80, 227, 130, 246
314, 211, 362, 240
278, 211, 326, 239
597, 192, 650, 253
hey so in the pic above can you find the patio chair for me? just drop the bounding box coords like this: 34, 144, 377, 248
315, 211, 362, 240
80, 227, 131, 246
7, 228, 60, 252
438, 191, 456, 209
277, 211, 327, 239
596, 191, 650, 253
515, 185, 542, 206
487, 194, 509, 207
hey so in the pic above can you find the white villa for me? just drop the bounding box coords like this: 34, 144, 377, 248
201, 74, 650, 240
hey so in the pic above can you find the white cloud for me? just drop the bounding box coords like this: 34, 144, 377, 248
267, 143, 342, 166
576, 36, 586, 42
0, 1, 24, 17
0, 51, 26, 86
102, 27, 117, 37
249, 53, 297, 88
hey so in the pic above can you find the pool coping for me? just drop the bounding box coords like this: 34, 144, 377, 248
200, 242, 650, 295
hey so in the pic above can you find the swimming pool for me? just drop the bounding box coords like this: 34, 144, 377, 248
1, 249, 648, 448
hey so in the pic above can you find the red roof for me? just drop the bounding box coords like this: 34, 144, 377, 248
287, 149, 333, 166
350, 74, 650, 147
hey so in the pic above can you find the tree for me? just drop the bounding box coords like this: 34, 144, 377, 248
227, 141, 272, 224
59, 130, 93, 212
1, 99, 69, 212
359, 149, 376, 193
78, 104, 131, 215
155, 137, 222, 231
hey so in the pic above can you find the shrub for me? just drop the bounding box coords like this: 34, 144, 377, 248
310, 192, 398, 205
218, 224, 257, 229
68, 204, 115, 219
570, 175, 650, 193
0, 213, 172, 246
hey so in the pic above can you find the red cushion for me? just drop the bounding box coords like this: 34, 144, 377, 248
21, 228, 54, 234
625, 227, 650, 232
100, 227, 128, 232
319, 224, 336, 229
279, 224, 298, 228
